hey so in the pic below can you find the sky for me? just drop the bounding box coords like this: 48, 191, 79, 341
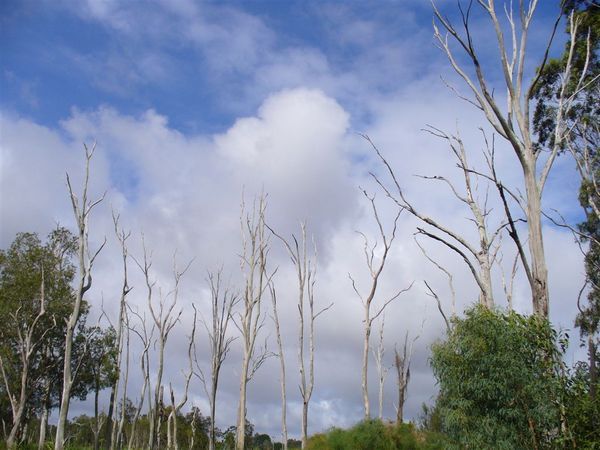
0, 0, 588, 442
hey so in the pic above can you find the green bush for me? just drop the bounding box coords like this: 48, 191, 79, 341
430, 305, 564, 449
306, 419, 442, 450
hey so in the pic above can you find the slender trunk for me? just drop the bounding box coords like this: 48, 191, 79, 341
150, 341, 165, 450
6, 363, 28, 449
271, 288, 288, 450
590, 336, 597, 401
105, 390, 114, 449
378, 373, 384, 420
190, 410, 196, 450
235, 357, 249, 450
208, 378, 218, 450
209, 379, 217, 450
94, 381, 100, 450
37, 388, 50, 450
362, 306, 371, 420
172, 412, 178, 450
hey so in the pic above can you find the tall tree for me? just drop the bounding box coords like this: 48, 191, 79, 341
235, 194, 273, 450
108, 212, 133, 450
269, 222, 332, 448
349, 191, 412, 420
55, 144, 106, 450
387, 0, 594, 317
195, 270, 237, 450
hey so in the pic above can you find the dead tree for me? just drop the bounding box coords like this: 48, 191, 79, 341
195, 270, 237, 450
268, 283, 288, 450
349, 191, 412, 420
394, 327, 421, 425
127, 305, 154, 450
367, 128, 506, 310
134, 242, 189, 450
167, 309, 195, 450
235, 195, 273, 450
426, 1, 594, 317
106, 212, 133, 450
1, 269, 54, 449
269, 222, 332, 449
371, 315, 389, 420
55, 144, 106, 450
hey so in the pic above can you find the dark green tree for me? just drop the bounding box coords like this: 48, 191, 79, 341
430, 306, 564, 449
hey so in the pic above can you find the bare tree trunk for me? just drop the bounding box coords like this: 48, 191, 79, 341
269, 222, 332, 448
235, 194, 272, 450
371, 316, 388, 420
589, 335, 597, 402
134, 243, 188, 450
394, 328, 420, 425
349, 191, 411, 421
127, 306, 152, 450
167, 311, 195, 450
108, 214, 132, 450
37, 383, 50, 450
55, 144, 106, 450
195, 271, 237, 450
269, 285, 288, 450
94, 380, 101, 450
116, 314, 130, 450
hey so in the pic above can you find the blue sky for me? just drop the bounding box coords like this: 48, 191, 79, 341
1, 0, 564, 134
0, 0, 586, 440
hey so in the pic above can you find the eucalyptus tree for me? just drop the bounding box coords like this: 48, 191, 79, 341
55, 144, 106, 450
0, 229, 76, 448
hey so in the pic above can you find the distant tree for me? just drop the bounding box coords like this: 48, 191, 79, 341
253, 433, 273, 450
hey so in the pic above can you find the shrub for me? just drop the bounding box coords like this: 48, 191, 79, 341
430, 305, 564, 449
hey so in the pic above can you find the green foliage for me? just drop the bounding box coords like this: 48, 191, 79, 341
430, 306, 564, 449
305, 420, 446, 450
0, 229, 79, 435
563, 361, 600, 449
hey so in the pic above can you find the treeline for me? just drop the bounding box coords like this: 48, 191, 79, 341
5, 406, 302, 450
